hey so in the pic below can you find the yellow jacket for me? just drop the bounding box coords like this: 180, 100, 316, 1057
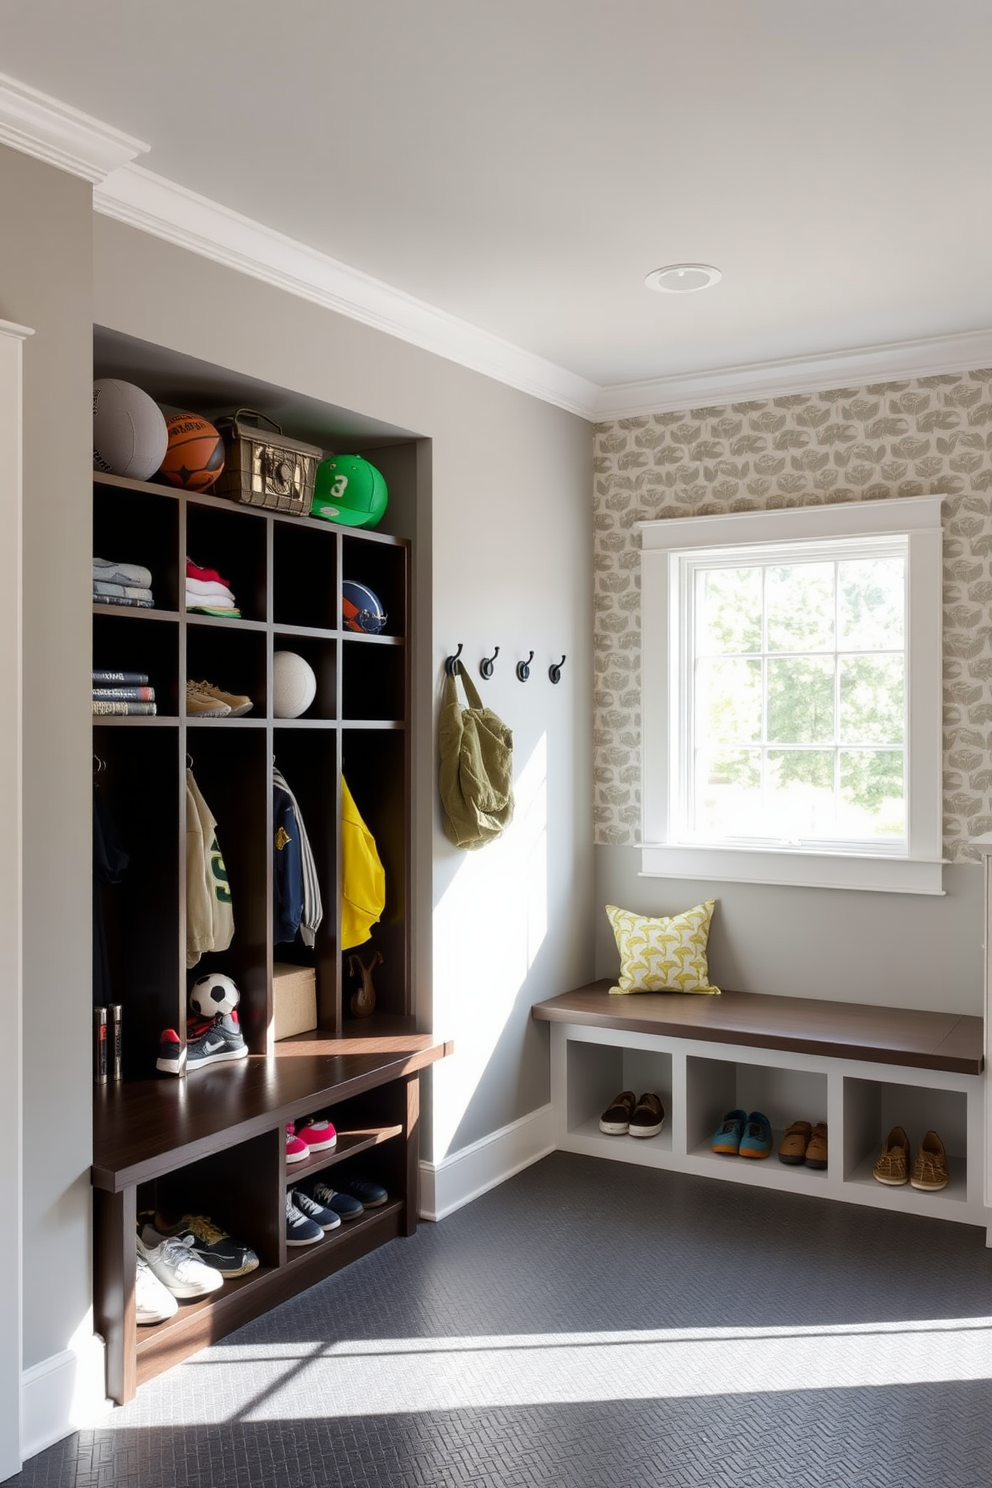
341, 775, 385, 949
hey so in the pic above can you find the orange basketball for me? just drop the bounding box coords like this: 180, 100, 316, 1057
159, 412, 225, 492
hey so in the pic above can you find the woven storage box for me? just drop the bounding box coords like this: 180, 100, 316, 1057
272, 962, 317, 1040
214, 409, 321, 516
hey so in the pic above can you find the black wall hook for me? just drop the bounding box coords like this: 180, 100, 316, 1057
549, 655, 566, 684
517, 650, 534, 682
480, 645, 500, 680
444, 643, 463, 676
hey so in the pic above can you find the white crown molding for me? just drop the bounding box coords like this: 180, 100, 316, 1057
94, 163, 601, 420
0, 71, 147, 183
4, 74, 992, 421
596, 327, 992, 420
0, 320, 34, 341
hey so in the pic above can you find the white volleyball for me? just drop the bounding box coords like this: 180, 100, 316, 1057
93, 378, 169, 481
273, 651, 317, 718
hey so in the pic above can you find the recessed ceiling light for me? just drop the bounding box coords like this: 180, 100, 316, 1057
644, 263, 722, 294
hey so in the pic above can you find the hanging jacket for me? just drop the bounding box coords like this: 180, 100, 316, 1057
341, 774, 385, 949
273, 765, 322, 946
186, 769, 235, 968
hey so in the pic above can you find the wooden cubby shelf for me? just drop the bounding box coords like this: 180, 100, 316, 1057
91, 365, 441, 1404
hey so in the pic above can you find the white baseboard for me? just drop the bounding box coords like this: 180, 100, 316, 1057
20, 1335, 111, 1465
419, 1104, 555, 1221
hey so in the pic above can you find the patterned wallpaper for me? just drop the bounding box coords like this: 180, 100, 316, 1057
593, 368, 992, 860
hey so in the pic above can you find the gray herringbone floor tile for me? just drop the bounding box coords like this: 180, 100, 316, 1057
10, 1153, 992, 1487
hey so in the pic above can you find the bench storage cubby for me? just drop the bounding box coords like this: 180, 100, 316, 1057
533, 983, 988, 1239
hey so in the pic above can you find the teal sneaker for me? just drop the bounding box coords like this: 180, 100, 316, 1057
711, 1108, 748, 1155
739, 1111, 773, 1159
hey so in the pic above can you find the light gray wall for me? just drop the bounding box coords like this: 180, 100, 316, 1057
595, 846, 984, 1016
91, 218, 595, 1158
0, 146, 94, 1370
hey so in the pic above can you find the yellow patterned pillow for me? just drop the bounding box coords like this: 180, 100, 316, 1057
606, 901, 721, 995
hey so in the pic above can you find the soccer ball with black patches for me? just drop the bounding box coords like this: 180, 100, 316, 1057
189, 972, 240, 1020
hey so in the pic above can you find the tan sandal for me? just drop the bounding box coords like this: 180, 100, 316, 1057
777, 1119, 812, 1166
805, 1122, 828, 1170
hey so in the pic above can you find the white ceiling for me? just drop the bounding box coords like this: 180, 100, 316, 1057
3, 0, 992, 413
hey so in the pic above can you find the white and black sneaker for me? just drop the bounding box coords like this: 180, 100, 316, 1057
136, 1232, 224, 1298
186, 1009, 248, 1071
285, 1191, 324, 1246
139, 1211, 259, 1277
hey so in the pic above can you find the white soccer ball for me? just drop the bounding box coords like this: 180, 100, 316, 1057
93, 378, 169, 481
190, 972, 240, 1019
273, 650, 317, 718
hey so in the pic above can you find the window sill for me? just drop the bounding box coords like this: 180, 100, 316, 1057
640, 843, 945, 895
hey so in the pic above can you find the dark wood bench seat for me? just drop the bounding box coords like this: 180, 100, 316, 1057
532, 980, 984, 1076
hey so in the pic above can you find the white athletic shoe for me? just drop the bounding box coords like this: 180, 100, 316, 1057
135, 1247, 179, 1324
136, 1232, 224, 1298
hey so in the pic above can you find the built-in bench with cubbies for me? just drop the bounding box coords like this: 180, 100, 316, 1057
532, 982, 989, 1241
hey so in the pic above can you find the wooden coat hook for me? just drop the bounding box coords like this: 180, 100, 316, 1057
480, 646, 500, 680
549, 655, 566, 684
517, 650, 534, 682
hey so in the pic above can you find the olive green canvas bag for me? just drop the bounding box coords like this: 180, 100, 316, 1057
438, 666, 514, 849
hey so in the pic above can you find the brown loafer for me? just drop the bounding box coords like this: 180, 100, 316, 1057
805, 1122, 828, 1170
778, 1120, 812, 1165
910, 1129, 949, 1191
628, 1091, 666, 1138
873, 1125, 910, 1186
599, 1090, 636, 1135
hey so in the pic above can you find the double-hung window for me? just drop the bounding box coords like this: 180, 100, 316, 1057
640, 497, 944, 894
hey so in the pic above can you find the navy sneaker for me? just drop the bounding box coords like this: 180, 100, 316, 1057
186, 1009, 248, 1070
290, 1188, 341, 1233
339, 1176, 388, 1208
308, 1179, 364, 1220
285, 1191, 323, 1246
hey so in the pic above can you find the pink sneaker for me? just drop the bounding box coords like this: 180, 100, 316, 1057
296, 1115, 337, 1152
285, 1123, 309, 1163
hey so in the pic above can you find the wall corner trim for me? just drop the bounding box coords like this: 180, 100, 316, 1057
20, 1338, 111, 1467
0, 68, 148, 183
419, 1104, 555, 1221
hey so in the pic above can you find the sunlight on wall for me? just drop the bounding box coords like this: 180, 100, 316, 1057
431, 733, 548, 1158
141, 1316, 992, 1424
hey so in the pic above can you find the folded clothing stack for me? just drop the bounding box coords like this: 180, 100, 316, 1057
93, 557, 154, 609
186, 557, 240, 618
92, 668, 157, 716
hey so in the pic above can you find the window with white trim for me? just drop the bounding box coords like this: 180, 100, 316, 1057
640, 497, 944, 894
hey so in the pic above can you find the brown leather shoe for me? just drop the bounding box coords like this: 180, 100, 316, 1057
599, 1090, 636, 1135
777, 1120, 812, 1165
804, 1122, 828, 1170
873, 1125, 910, 1186
910, 1129, 949, 1191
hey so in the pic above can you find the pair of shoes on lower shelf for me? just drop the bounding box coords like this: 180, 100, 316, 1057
873, 1126, 949, 1191
711, 1109, 777, 1159
156, 1010, 248, 1076
778, 1119, 828, 1170
285, 1177, 388, 1245
286, 1115, 338, 1163
186, 679, 253, 718
135, 1231, 224, 1322
599, 1089, 666, 1138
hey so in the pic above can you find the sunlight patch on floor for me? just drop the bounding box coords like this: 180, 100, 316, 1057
131, 1318, 992, 1424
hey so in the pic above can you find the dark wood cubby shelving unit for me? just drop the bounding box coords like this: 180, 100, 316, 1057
92, 455, 445, 1404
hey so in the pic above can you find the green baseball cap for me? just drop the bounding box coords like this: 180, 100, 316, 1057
310, 454, 388, 528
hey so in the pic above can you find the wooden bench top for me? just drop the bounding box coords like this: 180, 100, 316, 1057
532, 981, 985, 1076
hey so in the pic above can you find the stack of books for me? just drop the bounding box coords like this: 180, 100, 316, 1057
92, 670, 157, 716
